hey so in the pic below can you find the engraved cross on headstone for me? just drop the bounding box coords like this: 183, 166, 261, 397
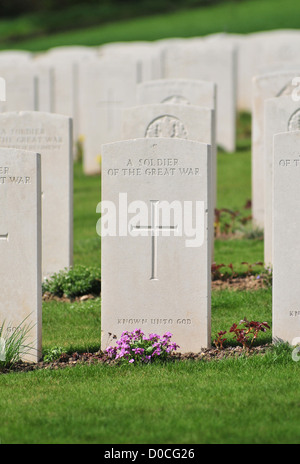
131, 200, 178, 281
0, 233, 8, 241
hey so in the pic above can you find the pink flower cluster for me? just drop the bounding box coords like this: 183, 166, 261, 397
106, 329, 180, 364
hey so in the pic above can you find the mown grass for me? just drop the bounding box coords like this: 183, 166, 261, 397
0, 350, 299, 444
41, 290, 272, 355
73, 162, 101, 268
0, 3, 299, 441
42, 299, 101, 354
1, 0, 300, 51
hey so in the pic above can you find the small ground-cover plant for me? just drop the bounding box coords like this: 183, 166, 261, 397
214, 202, 252, 238
106, 329, 180, 364
255, 266, 273, 288
211, 261, 271, 284
214, 331, 227, 350
42, 265, 101, 299
43, 346, 65, 363
214, 200, 264, 241
214, 318, 270, 350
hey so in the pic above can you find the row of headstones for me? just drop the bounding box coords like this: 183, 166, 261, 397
98, 35, 300, 353
2, 29, 300, 147
0, 43, 220, 362
2, 30, 300, 360
252, 71, 300, 262
250, 72, 300, 347
0, 39, 236, 168
1, 129, 296, 362
0, 96, 73, 362
2, 32, 300, 177
5, 28, 300, 110
0, 136, 213, 362
100, 132, 300, 353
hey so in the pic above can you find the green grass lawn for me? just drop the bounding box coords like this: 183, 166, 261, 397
0, 1, 299, 442
1, 0, 300, 51
73, 162, 101, 267
0, 354, 299, 445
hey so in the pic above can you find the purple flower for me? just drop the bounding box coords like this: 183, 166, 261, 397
170, 343, 180, 351
152, 347, 162, 356
132, 348, 145, 355
106, 346, 117, 358
133, 329, 144, 337
106, 329, 178, 363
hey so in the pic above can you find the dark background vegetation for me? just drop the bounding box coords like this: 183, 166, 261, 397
0, 0, 249, 47
1, 0, 243, 18
1, 0, 298, 50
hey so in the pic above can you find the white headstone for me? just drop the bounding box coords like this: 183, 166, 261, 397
264, 95, 300, 265
252, 70, 300, 228
0, 147, 42, 362
79, 57, 141, 175
35, 47, 98, 140
101, 138, 212, 353
121, 103, 216, 218
225, 30, 300, 112
0, 50, 32, 64
45, 46, 97, 59
0, 64, 38, 112
0, 112, 73, 278
0, 63, 53, 113
137, 78, 216, 111
99, 41, 163, 81
161, 40, 237, 152
273, 130, 300, 344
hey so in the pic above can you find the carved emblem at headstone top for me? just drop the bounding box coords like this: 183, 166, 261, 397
288, 109, 300, 131
145, 115, 188, 139
277, 80, 295, 97
161, 95, 191, 105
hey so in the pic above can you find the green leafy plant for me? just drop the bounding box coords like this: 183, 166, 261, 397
243, 226, 264, 240
0, 317, 35, 369
210, 262, 239, 281
255, 266, 273, 288
211, 262, 227, 280
241, 261, 264, 276
214, 207, 252, 238
43, 346, 65, 363
42, 265, 101, 299
211, 261, 270, 284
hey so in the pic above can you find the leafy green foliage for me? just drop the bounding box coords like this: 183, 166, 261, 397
42, 265, 101, 299
43, 346, 65, 363
211, 261, 267, 281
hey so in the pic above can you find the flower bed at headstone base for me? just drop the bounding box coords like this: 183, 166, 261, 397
0, 344, 272, 375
